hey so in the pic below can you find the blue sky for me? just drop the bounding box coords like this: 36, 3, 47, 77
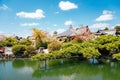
0, 0, 120, 37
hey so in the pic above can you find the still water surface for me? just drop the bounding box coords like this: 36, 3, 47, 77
0, 59, 120, 80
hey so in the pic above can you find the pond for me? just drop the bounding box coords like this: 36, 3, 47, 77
0, 59, 120, 80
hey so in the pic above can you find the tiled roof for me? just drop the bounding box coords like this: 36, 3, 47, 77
57, 26, 90, 37
96, 29, 116, 35
57, 28, 76, 37
75, 27, 88, 34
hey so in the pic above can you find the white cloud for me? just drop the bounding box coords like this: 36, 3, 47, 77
16, 9, 45, 19
50, 29, 65, 36
59, 1, 78, 11
53, 24, 57, 27
90, 23, 110, 29
96, 10, 114, 21
20, 23, 39, 27
56, 29, 65, 34
64, 20, 73, 26
0, 4, 9, 10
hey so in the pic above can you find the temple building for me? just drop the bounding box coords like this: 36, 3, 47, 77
57, 25, 93, 42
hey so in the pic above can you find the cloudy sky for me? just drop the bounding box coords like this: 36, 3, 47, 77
0, 0, 120, 37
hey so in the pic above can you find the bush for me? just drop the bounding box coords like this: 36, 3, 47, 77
12, 45, 26, 57
35, 41, 50, 49
112, 53, 120, 61
12, 44, 37, 57
0, 41, 5, 48
94, 35, 120, 58
32, 54, 46, 60
5, 37, 18, 47
35, 41, 41, 49
62, 42, 73, 49
71, 37, 83, 44
19, 39, 32, 46
24, 46, 36, 57
81, 47, 101, 59
41, 42, 50, 49
48, 41, 62, 52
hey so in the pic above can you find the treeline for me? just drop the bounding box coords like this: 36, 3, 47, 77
0, 37, 32, 47
32, 35, 120, 61
0, 37, 36, 57
0, 27, 120, 62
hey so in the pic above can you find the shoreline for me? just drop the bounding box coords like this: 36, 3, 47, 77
0, 57, 32, 61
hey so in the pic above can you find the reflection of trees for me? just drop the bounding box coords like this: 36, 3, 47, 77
12, 59, 25, 69
32, 59, 120, 80
9, 59, 120, 80
0, 60, 6, 67
32, 59, 100, 78
12, 59, 43, 70
102, 62, 120, 80
24, 60, 41, 70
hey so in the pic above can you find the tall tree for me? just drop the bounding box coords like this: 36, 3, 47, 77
53, 31, 58, 36
95, 35, 120, 59
19, 39, 32, 46
5, 37, 18, 46
114, 26, 120, 31
32, 28, 46, 48
115, 26, 120, 35
104, 27, 109, 30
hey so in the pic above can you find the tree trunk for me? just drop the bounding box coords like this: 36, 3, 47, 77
44, 59, 48, 70
93, 58, 94, 64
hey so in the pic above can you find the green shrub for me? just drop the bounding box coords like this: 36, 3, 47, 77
48, 41, 62, 52
62, 42, 73, 49
64, 44, 81, 54
71, 37, 83, 44
112, 53, 120, 61
41, 42, 50, 49
35, 41, 50, 49
32, 54, 46, 60
19, 39, 32, 46
0, 41, 5, 48
81, 47, 101, 59
24, 46, 36, 57
5, 37, 18, 47
12, 44, 37, 57
35, 41, 41, 49
12, 45, 26, 56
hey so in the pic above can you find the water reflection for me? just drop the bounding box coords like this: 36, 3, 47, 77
32, 59, 120, 80
12, 60, 25, 69
0, 59, 120, 80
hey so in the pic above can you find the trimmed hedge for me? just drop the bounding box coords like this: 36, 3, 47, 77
12, 45, 26, 57
48, 41, 62, 52
12, 45, 36, 57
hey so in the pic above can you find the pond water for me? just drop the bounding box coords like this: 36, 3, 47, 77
0, 59, 120, 80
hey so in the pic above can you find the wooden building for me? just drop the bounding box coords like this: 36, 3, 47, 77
57, 26, 93, 41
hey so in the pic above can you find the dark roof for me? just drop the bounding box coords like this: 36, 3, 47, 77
57, 26, 89, 37
57, 28, 75, 37
96, 29, 116, 35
